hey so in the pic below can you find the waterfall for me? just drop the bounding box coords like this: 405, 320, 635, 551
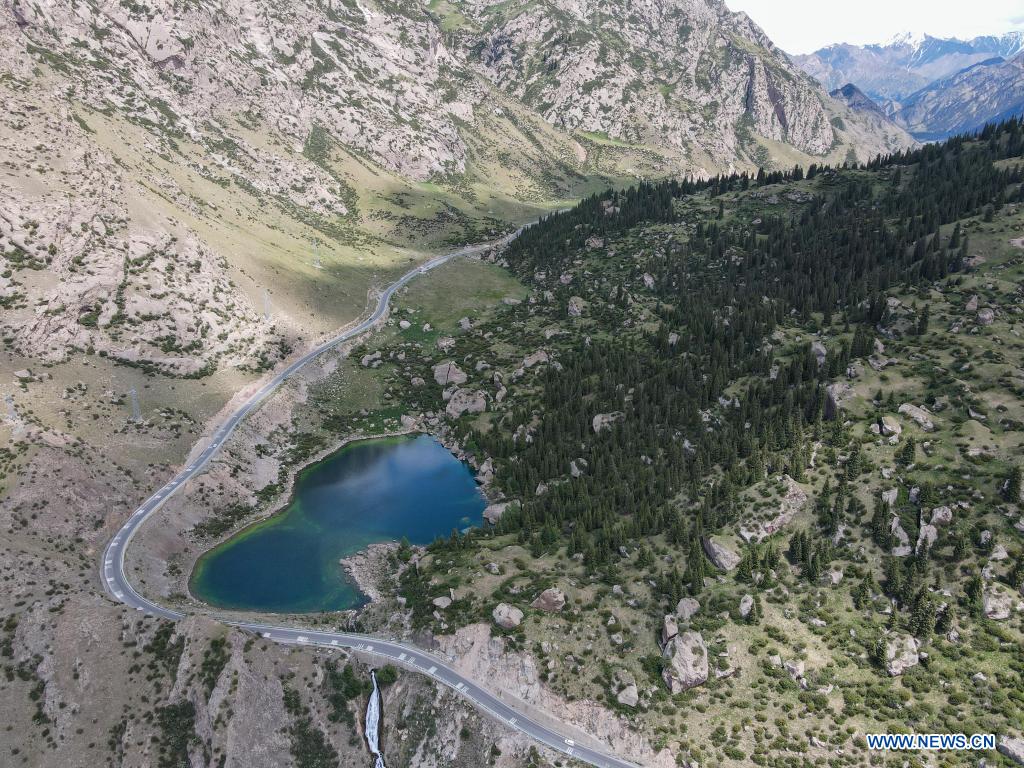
365, 670, 387, 768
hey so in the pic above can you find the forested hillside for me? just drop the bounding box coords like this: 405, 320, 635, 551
348, 119, 1024, 766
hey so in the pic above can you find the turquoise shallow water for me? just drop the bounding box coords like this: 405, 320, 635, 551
190, 434, 485, 613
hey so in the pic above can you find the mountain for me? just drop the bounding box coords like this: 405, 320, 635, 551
830, 83, 889, 120
0, 0, 912, 379
890, 54, 1024, 140
795, 31, 1024, 102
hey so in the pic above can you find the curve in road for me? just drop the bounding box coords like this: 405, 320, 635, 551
101, 231, 642, 768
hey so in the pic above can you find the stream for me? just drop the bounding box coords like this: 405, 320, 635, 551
365, 670, 386, 768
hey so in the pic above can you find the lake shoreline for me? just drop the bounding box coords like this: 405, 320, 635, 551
187, 428, 495, 614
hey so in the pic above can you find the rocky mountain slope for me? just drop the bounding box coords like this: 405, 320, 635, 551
892, 53, 1024, 140
1, 0, 912, 381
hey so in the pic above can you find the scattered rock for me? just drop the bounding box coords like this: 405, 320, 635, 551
398, 319, 411, 330
739, 474, 807, 542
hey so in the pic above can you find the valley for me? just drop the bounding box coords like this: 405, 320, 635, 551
2, 1, 1024, 767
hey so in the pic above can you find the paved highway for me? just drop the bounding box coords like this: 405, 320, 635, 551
100, 231, 642, 768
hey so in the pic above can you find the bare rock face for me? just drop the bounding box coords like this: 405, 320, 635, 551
492, 603, 524, 629
445, 389, 487, 418
885, 634, 920, 676
739, 594, 754, 618
702, 536, 741, 571
662, 631, 709, 693
675, 597, 700, 621
530, 588, 566, 613
433, 361, 468, 386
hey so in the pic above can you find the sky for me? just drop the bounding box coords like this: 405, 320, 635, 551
725, 0, 1024, 54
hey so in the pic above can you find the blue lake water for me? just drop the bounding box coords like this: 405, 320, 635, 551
190, 434, 485, 613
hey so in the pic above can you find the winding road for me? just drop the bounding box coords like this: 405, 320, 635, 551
100, 231, 642, 768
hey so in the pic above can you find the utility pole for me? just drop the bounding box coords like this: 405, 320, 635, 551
128, 387, 141, 423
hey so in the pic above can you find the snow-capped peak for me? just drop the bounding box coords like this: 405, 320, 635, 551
886, 31, 927, 50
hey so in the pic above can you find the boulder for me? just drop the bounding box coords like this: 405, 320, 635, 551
446, 389, 487, 419
433, 361, 467, 386
977, 308, 995, 326
739, 594, 754, 618
702, 536, 741, 571
885, 634, 920, 676
360, 351, 381, 367
965, 294, 979, 312
998, 736, 1024, 766
483, 502, 508, 525
880, 416, 902, 438
530, 588, 566, 613
661, 614, 679, 645
811, 340, 827, 367
984, 585, 1014, 621
436, 336, 456, 352
890, 516, 912, 557
661, 631, 709, 693
432, 596, 452, 609
14, 369, 32, 381
930, 506, 952, 525
592, 411, 625, 433
568, 296, 584, 317
616, 683, 639, 708
739, 474, 807, 542
522, 350, 549, 368
881, 488, 898, 506
492, 603, 523, 629
898, 403, 935, 432
675, 597, 700, 621
916, 524, 938, 553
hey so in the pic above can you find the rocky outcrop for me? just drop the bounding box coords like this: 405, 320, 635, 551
662, 631, 709, 693
483, 502, 508, 525
739, 474, 807, 542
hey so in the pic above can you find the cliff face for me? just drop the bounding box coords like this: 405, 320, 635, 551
464, 0, 910, 166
